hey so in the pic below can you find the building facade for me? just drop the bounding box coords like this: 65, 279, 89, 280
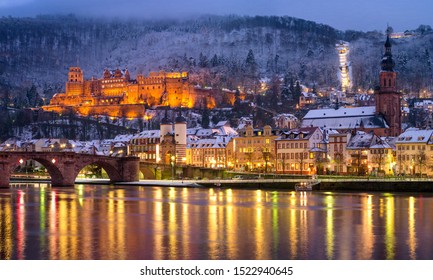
43, 67, 230, 118
275, 127, 325, 175
226, 125, 278, 172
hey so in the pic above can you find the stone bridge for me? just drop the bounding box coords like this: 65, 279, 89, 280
0, 152, 139, 188
139, 161, 225, 180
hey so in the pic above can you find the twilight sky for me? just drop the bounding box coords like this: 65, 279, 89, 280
0, 0, 431, 32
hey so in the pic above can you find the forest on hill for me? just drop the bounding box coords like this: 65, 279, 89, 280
1, 14, 432, 104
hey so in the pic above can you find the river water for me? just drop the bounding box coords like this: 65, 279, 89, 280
0, 183, 432, 260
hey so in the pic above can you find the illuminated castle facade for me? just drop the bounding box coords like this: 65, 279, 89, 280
43, 67, 224, 118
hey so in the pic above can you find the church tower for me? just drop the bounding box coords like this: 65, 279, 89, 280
375, 35, 401, 136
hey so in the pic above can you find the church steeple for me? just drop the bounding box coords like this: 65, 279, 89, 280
375, 34, 401, 137
381, 35, 395, 72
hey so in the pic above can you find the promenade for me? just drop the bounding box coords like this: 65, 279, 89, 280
10, 176, 433, 192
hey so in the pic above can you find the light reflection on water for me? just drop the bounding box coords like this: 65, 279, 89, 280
1, 184, 433, 260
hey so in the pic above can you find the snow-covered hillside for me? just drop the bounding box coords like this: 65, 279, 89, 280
0, 15, 432, 102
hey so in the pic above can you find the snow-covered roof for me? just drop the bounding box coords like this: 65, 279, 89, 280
273, 113, 298, 121
303, 106, 375, 119
113, 134, 133, 142
276, 127, 320, 141
132, 130, 160, 139
396, 129, 433, 144
346, 131, 394, 150
215, 121, 228, 127
301, 106, 388, 130
188, 135, 232, 149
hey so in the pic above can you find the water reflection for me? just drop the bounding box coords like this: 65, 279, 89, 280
0, 185, 433, 259
325, 195, 334, 259
408, 196, 417, 259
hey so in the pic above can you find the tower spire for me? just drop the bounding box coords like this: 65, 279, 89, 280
381, 35, 395, 71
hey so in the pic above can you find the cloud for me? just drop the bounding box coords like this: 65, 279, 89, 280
0, 0, 34, 8
0, 0, 431, 32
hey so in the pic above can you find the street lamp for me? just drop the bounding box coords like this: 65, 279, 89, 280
171, 155, 175, 179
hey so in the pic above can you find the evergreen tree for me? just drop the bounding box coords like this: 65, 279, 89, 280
210, 54, 219, 67
234, 89, 241, 108
294, 80, 302, 104
202, 98, 210, 128
245, 49, 257, 76
198, 52, 208, 68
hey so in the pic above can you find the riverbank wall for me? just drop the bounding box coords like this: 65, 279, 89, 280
198, 179, 433, 192
10, 177, 433, 192
317, 180, 433, 192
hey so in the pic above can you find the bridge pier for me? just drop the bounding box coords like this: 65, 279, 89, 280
0, 170, 10, 188
0, 158, 13, 188
118, 157, 139, 182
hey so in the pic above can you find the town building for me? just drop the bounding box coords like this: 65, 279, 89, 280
299, 91, 317, 108
395, 129, 433, 176
346, 131, 395, 175
327, 130, 350, 174
273, 113, 299, 129
275, 127, 325, 174
129, 130, 160, 161
227, 125, 279, 172
187, 136, 231, 168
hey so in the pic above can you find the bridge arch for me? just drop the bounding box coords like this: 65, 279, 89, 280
8, 156, 64, 186
0, 152, 139, 188
74, 160, 122, 182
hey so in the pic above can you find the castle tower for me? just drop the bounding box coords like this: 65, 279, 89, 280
66, 67, 84, 96
159, 109, 175, 165
375, 35, 401, 137
160, 109, 173, 141
174, 108, 187, 165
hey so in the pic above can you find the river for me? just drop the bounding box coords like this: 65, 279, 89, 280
0, 183, 432, 260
